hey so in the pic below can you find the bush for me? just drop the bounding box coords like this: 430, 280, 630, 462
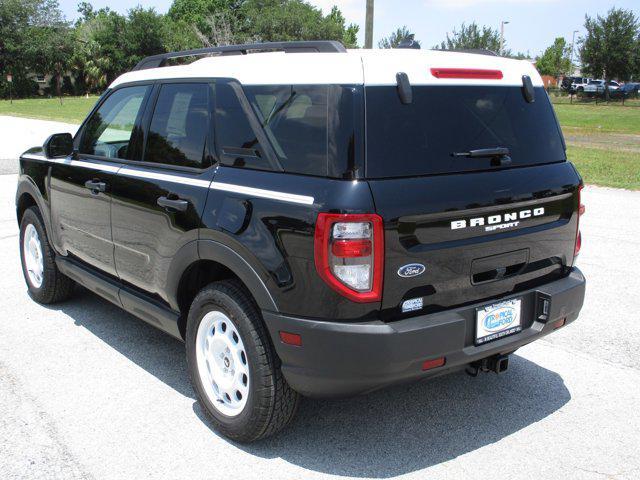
0, 74, 39, 99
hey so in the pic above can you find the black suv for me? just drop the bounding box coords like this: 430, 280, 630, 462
16, 41, 586, 442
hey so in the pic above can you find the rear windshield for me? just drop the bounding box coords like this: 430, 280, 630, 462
365, 86, 566, 178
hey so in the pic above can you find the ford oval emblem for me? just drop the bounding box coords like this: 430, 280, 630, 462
397, 263, 426, 278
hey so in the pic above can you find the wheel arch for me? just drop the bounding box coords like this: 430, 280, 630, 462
167, 239, 279, 338
16, 191, 38, 222
16, 179, 54, 242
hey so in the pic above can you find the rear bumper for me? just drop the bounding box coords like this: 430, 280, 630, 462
264, 268, 586, 398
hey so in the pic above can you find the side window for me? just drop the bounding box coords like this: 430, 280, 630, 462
214, 82, 271, 170
144, 83, 210, 169
79, 86, 149, 159
244, 85, 328, 176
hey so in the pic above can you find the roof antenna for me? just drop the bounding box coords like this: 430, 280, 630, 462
396, 72, 413, 104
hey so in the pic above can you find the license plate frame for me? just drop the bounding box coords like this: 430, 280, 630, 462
475, 298, 522, 345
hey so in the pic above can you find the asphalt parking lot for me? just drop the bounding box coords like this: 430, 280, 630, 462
0, 116, 77, 175
1, 129, 640, 478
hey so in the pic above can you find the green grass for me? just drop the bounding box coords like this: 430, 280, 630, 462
568, 145, 640, 190
0, 96, 99, 124
554, 103, 640, 135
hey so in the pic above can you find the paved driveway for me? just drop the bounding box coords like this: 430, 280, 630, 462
0, 116, 77, 174
1, 171, 639, 478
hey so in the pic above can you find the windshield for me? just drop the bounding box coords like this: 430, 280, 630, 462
365, 85, 566, 178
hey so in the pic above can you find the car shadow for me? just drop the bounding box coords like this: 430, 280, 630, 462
52, 287, 571, 478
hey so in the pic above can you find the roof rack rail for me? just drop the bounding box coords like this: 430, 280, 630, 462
132, 40, 347, 71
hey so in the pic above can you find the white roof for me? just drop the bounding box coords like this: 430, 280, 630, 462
109, 49, 543, 89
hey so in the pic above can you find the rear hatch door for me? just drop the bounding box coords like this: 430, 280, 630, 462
362, 58, 581, 316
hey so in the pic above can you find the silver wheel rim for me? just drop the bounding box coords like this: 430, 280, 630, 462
195, 311, 250, 417
23, 223, 44, 288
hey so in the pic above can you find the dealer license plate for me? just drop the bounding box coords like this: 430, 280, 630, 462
475, 298, 522, 345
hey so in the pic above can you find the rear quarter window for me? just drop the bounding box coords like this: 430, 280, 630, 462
214, 82, 362, 178
244, 85, 328, 176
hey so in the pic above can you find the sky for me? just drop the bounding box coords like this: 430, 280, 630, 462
57, 0, 640, 57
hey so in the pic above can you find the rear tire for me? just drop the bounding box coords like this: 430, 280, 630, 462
19, 207, 74, 304
186, 280, 300, 442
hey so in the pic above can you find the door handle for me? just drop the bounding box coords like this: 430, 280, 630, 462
157, 196, 189, 212
84, 179, 107, 194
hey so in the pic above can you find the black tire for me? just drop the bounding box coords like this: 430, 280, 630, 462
19, 207, 74, 304
186, 280, 300, 442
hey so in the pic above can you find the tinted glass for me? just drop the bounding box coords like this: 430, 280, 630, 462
80, 86, 149, 159
244, 85, 328, 176
365, 86, 566, 178
145, 83, 209, 168
214, 82, 270, 170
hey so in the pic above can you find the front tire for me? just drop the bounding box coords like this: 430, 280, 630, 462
186, 280, 299, 442
19, 207, 74, 304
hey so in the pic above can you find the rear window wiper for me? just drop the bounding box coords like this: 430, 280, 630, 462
452, 147, 510, 158
452, 147, 512, 167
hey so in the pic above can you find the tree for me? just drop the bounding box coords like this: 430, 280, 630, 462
580, 8, 639, 83
168, 0, 241, 34
26, 22, 74, 100
194, 11, 250, 46
0, 0, 68, 97
634, 35, 640, 80
241, 0, 353, 43
536, 37, 572, 77
378, 26, 419, 49
327, 6, 359, 49
435, 22, 502, 54
72, 6, 169, 93
1, 0, 360, 98
123, 7, 168, 66
193, 0, 359, 48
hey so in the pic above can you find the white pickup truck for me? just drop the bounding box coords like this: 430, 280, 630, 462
583, 79, 620, 96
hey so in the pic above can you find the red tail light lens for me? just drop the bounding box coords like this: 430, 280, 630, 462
430, 68, 503, 80
331, 239, 372, 258
575, 185, 585, 257
314, 213, 384, 302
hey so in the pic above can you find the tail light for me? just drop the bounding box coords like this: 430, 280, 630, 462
575, 184, 585, 257
314, 213, 384, 302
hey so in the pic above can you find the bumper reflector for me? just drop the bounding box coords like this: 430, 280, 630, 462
279, 331, 302, 346
422, 357, 446, 371
552, 318, 566, 330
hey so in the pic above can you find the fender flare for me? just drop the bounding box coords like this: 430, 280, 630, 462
198, 239, 278, 312
15, 177, 54, 242
165, 239, 278, 313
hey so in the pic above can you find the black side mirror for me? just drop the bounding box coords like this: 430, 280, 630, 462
44, 133, 74, 158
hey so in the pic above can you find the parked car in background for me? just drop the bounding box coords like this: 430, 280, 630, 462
610, 82, 640, 99
583, 79, 620, 96
565, 77, 592, 93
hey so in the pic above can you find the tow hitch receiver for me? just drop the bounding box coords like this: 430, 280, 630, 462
466, 354, 510, 377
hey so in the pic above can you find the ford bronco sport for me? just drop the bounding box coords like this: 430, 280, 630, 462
16, 41, 586, 442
